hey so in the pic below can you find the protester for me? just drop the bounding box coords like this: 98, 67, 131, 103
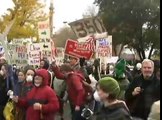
69, 56, 80, 71
113, 59, 130, 100
93, 77, 132, 120
0, 64, 14, 120
0, 57, 7, 69
40, 59, 50, 70
40, 59, 54, 88
21, 67, 35, 97
133, 63, 142, 77
13, 69, 26, 120
52, 63, 87, 120
147, 100, 160, 120
12, 69, 59, 120
125, 59, 160, 120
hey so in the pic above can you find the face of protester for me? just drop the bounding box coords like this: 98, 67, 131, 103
26, 70, 35, 78
141, 61, 154, 79
18, 72, 25, 82
40, 61, 45, 68
0, 59, 6, 65
1, 65, 7, 76
69, 57, 78, 66
97, 85, 109, 102
34, 75, 43, 87
25, 69, 35, 82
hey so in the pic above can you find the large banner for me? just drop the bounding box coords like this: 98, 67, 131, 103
65, 37, 95, 59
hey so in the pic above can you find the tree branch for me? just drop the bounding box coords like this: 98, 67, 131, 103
148, 44, 154, 59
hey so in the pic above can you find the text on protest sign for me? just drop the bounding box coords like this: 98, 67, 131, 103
38, 20, 50, 39
96, 36, 112, 58
69, 17, 106, 39
27, 43, 41, 65
65, 38, 95, 60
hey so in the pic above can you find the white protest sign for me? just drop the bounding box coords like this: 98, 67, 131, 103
55, 47, 65, 65
38, 20, 50, 39
27, 43, 42, 65
96, 36, 112, 75
11, 45, 28, 66
96, 36, 112, 58
40, 42, 52, 63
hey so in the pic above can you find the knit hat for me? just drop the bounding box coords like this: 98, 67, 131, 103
114, 59, 126, 79
98, 77, 120, 98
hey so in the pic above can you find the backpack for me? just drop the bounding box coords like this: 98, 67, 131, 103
69, 72, 94, 102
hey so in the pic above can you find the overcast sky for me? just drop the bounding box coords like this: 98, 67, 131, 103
0, 0, 97, 32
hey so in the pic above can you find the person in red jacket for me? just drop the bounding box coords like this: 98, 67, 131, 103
12, 69, 59, 120
51, 63, 86, 120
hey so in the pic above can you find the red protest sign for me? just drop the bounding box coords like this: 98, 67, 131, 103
65, 39, 94, 60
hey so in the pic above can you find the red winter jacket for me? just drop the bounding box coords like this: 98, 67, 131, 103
18, 69, 59, 120
52, 66, 86, 107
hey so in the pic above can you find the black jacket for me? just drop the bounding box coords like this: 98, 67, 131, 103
125, 74, 160, 120
95, 102, 132, 120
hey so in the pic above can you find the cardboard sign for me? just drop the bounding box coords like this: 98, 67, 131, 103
96, 36, 112, 58
65, 39, 94, 60
27, 43, 41, 65
8, 44, 28, 66
69, 17, 107, 43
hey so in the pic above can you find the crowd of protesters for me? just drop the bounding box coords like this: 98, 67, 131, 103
0, 55, 160, 120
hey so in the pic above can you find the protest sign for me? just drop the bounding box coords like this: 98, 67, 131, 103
96, 36, 112, 58
96, 36, 112, 74
38, 20, 50, 39
8, 44, 27, 66
65, 37, 95, 60
27, 43, 41, 65
69, 17, 107, 42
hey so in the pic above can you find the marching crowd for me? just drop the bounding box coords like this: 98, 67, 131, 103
0, 56, 160, 120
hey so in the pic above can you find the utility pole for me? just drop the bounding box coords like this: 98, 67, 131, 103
49, 0, 54, 38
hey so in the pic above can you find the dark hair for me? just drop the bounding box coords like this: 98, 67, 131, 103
24, 66, 35, 75
1, 64, 11, 76
17, 69, 25, 75
40, 59, 49, 70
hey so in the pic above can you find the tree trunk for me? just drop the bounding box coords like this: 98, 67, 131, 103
139, 26, 146, 60
138, 51, 143, 61
118, 44, 124, 58
148, 44, 154, 59
113, 44, 117, 56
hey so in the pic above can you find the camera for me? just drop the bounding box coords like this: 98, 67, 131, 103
81, 107, 93, 120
